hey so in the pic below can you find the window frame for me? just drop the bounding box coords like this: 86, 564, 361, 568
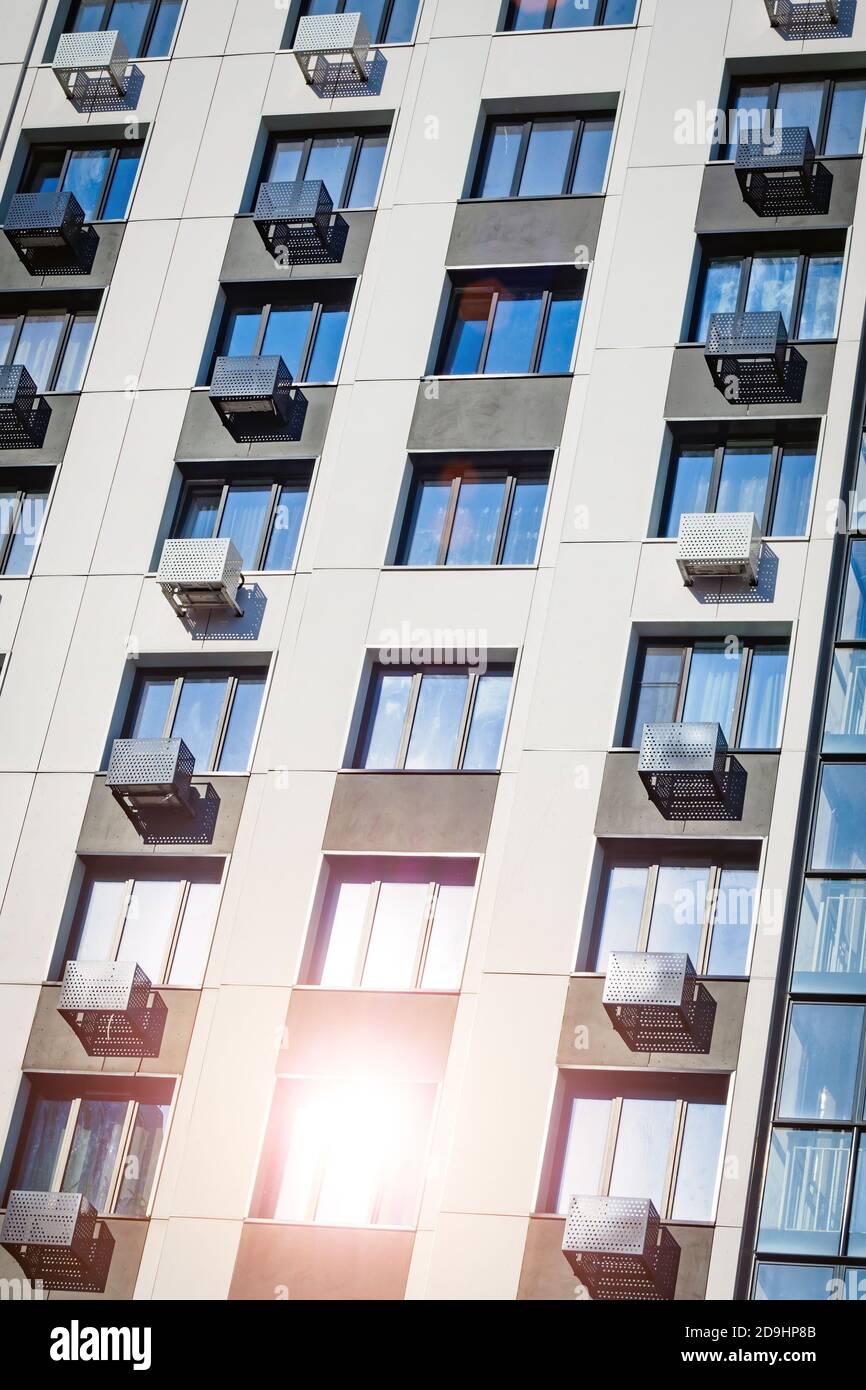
435, 269, 585, 377
775, 1001, 866, 1124
719, 75, 866, 161
19, 141, 144, 222
259, 129, 389, 211
689, 249, 843, 343
396, 455, 551, 568
212, 285, 354, 385
659, 434, 819, 538
504, 0, 634, 31
169, 470, 312, 573
0, 303, 98, 393
470, 112, 614, 199
353, 662, 513, 771
65, 0, 182, 58
0, 470, 53, 577
291, 0, 419, 47
123, 666, 268, 773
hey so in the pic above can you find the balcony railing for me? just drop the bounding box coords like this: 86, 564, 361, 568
293, 12, 372, 84
676, 512, 762, 587
603, 951, 715, 1052
106, 737, 196, 820
1, 1191, 114, 1292
4, 191, 92, 273
765, 0, 839, 23
705, 311, 788, 385
253, 179, 335, 263
0, 364, 50, 449
638, 721, 729, 817
157, 537, 244, 618
209, 354, 298, 437
58, 960, 167, 1057
53, 29, 129, 99
562, 1196, 680, 1300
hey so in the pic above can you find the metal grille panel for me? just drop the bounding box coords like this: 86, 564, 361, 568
107, 737, 194, 791
735, 125, 815, 174
562, 1197, 680, 1300
638, 722, 727, 779
53, 30, 129, 97
0, 363, 49, 449
1, 1191, 114, 1292
603, 952, 694, 1010
157, 538, 244, 616
765, 0, 839, 22
676, 512, 762, 585
293, 13, 372, 82
58, 959, 167, 1057
254, 179, 334, 261
706, 311, 787, 361
59, 959, 150, 1014
602, 951, 715, 1053
210, 354, 296, 436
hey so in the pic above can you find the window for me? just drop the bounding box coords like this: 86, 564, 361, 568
0, 473, 51, 576
437, 269, 584, 376
0, 302, 97, 392
123, 668, 267, 772
759, 1129, 852, 1255
591, 849, 758, 977
625, 638, 789, 749
691, 250, 843, 343
505, 0, 637, 30
811, 765, 866, 872
353, 664, 512, 771
66, 859, 223, 988
253, 1078, 435, 1226
305, 857, 477, 990
719, 76, 866, 160
8, 1076, 173, 1217
795, 879, 866, 993
259, 130, 388, 210
660, 435, 817, 538
65, 0, 182, 57
171, 471, 311, 572
20, 142, 142, 222
753, 1263, 839, 1300
397, 455, 549, 567
213, 286, 352, 385
291, 0, 419, 45
473, 113, 614, 198
545, 1072, 728, 1223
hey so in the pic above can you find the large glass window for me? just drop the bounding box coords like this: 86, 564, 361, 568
778, 1004, 864, 1122
720, 76, 866, 160
260, 130, 388, 210
398, 455, 549, 567
173, 473, 310, 572
214, 288, 352, 384
754, 1263, 838, 1300
305, 857, 477, 990
125, 668, 267, 772
505, 0, 637, 30
661, 437, 817, 538
626, 638, 789, 749
795, 879, 866, 993
691, 251, 842, 343
473, 113, 614, 198
758, 1129, 851, 1255
66, 0, 182, 57
811, 764, 866, 872
355, 665, 511, 772
21, 142, 143, 221
437, 270, 584, 376
291, 0, 419, 45
0, 304, 97, 393
0, 477, 51, 576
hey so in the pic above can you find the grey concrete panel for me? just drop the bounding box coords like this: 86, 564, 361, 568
408, 375, 571, 451
229, 1220, 415, 1300
0, 392, 78, 467
78, 775, 249, 856
0, 1215, 148, 1302
696, 159, 861, 235
324, 772, 498, 853
517, 1215, 712, 1301
221, 211, 375, 283
175, 386, 335, 461
447, 196, 602, 267
23, 984, 200, 1076
665, 344, 835, 419
594, 752, 779, 838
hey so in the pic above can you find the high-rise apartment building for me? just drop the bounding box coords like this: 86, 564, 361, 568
0, 0, 864, 1305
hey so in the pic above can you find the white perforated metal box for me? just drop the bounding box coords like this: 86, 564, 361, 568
603, 952, 695, 1011
53, 29, 129, 98
676, 512, 761, 586
562, 1196, 680, 1300
106, 737, 195, 817
293, 12, 372, 82
765, 0, 839, 22
57, 959, 166, 1057
1, 1191, 114, 1293
638, 722, 727, 782
157, 537, 244, 617
59, 959, 150, 1015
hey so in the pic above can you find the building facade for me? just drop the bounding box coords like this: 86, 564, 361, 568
0, 0, 863, 1302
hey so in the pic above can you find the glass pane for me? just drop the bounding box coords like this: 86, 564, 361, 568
168, 881, 220, 987
594, 865, 648, 970
219, 675, 265, 771
171, 675, 228, 768
221, 307, 260, 358
707, 868, 757, 976
477, 123, 523, 198
267, 139, 304, 183
441, 288, 492, 374
261, 305, 313, 379
795, 879, 866, 993
305, 136, 354, 206
627, 646, 683, 744
776, 82, 824, 147
55, 315, 96, 393
555, 1097, 612, 1214
347, 134, 387, 207
812, 764, 866, 872
771, 448, 815, 537
22, 148, 64, 194
724, 86, 771, 159
553, 0, 597, 25
129, 676, 174, 738
509, 0, 547, 30
62, 148, 111, 222
319, 881, 369, 986
694, 260, 741, 342
662, 450, 713, 537
176, 487, 220, 540
682, 644, 741, 741
74, 876, 127, 960
72, 0, 110, 32
754, 1263, 836, 1300
362, 881, 429, 988
61, 1099, 126, 1212
825, 79, 866, 156
501, 477, 547, 564
463, 672, 511, 769
110, 0, 152, 57
740, 646, 788, 749
115, 1104, 169, 1216
758, 1128, 850, 1255
671, 1103, 725, 1221
217, 485, 272, 570
716, 446, 772, 522
0, 317, 15, 365
744, 255, 798, 329
360, 672, 413, 768
647, 865, 708, 962
4, 490, 48, 576
405, 674, 467, 769
306, 304, 348, 381
779, 1003, 862, 1121
401, 478, 450, 565
384, 0, 418, 42
446, 478, 506, 565
571, 118, 613, 194
840, 541, 866, 639
116, 877, 181, 982
146, 0, 183, 56
799, 256, 842, 341
610, 1099, 677, 1211
518, 121, 574, 197
16, 1096, 71, 1192
485, 290, 544, 374
604, 0, 636, 19
14, 313, 65, 393
538, 293, 582, 373
421, 884, 474, 990
263, 483, 307, 570
849, 1133, 866, 1256
355, 0, 386, 41
102, 145, 141, 220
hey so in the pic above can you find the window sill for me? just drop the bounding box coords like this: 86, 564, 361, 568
289, 984, 460, 997
422, 372, 574, 382
381, 563, 538, 573
681, 339, 837, 349
340, 767, 501, 776
496, 24, 637, 36
458, 192, 605, 205
243, 1217, 416, 1232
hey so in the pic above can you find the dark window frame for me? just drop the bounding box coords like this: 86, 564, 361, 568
353, 661, 513, 771
690, 249, 842, 343
258, 128, 389, 210
396, 454, 551, 567
64, 0, 181, 58
290, 0, 419, 46
170, 470, 312, 573
504, 0, 634, 31
719, 74, 866, 160
19, 141, 144, 221
659, 434, 819, 537
471, 112, 614, 199
212, 284, 353, 385
436, 268, 585, 377
123, 666, 268, 773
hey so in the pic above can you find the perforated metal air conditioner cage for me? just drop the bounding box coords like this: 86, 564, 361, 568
254, 179, 335, 261
562, 1196, 680, 1300
210, 354, 296, 424
4, 190, 87, 260
293, 12, 372, 82
52, 29, 129, 97
705, 310, 788, 385
602, 951, 712, 1052
765, 0, 839, 23
676, 512, 762, 586
58, 959, 167, 1057
106, 737, 196, 818
735, 125, 815, 176
157, 537, 244, 617
0, 363, 48, 448
638, 721, 729, 817
1, 1191, 114, 1293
